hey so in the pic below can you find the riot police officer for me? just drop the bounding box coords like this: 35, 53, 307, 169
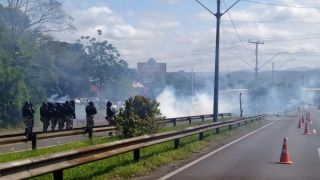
22, 101, 35, 139
63, 101, 74, 130
85, 101, 97, 138
40, 102, 49, 132
56, 103, 65, 131
106, 101, 116, 125
48, 102, 56, 131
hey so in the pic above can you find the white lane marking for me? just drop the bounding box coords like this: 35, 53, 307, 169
313, 129, 317, 134
160, 118, 280, 180
318, 148, 320, 160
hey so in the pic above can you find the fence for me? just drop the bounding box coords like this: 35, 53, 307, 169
0, 113, 232, 149
0, 114, 267, 180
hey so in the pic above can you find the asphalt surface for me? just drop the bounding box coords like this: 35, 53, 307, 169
163, 108, 320, 180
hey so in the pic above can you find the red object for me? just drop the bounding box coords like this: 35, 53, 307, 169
298, 119, 303, 129
279, 137, 293, 164
304, 122, 312, 135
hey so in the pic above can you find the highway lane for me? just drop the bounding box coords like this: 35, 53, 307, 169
163, 110, 320, 180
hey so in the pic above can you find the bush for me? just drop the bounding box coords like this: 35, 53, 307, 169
115, 96, 165, 138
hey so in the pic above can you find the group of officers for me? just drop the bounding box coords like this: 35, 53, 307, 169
22, 100, 116, 139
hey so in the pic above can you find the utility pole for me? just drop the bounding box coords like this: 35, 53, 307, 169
191, 68, 194, 98
195, 0, 240, 122
272, 62, 275, 84
239, 93, 243, 117
248, 40, 264, 80
213, 0, 221, 122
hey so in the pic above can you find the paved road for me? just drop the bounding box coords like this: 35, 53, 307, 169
163, 108, 320, 180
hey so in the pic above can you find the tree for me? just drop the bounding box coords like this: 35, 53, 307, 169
115, 96, 165, 138
78, 35, 134, 100
1, 0, 73, 43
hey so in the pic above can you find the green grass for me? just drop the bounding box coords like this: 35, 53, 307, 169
0, 117, 228, 162
27, 119, 268, 180
0, 136, 121, 163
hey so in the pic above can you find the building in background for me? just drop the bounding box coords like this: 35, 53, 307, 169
136, 58, 166, 96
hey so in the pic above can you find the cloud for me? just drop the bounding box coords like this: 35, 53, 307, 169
165, 0, 182, 5
50, 0, 320, 72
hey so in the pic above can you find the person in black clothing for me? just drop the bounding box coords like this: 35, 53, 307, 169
63, 101, 74, 130
85, 101, 97, 138
40, 102, 49, 132
22, 101, 35, 139
47, 102, 57, 131
70, 100, 76, 120
106, 101, 116, 125
56, 103, 65, 131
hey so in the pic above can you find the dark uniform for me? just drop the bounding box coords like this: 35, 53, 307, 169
85, 101, 97, 138
56, 103, 65, 131
106, 101, 115, 125
40, 102, 49, 132
22, 101, 34, 138
48, 103, 57, 131
63, 101, 74, 130
70, 100, 76, 119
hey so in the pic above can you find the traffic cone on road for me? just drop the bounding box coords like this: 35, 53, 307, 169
279, 137, 293, 164
297, 119, 303, 129
304, 122, 312, 135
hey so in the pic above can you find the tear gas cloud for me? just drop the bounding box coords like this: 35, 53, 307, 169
156, 87, 238, 118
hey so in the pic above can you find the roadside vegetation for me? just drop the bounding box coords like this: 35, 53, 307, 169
0, 118, 269, 179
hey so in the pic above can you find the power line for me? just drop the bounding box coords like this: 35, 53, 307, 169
222, 0, 255, 62
248, 40, 264, 80
222, 20, 320, 24
240, 0, 320, 9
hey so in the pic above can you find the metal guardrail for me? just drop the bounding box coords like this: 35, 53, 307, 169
0, 113, 232, 149
0, 114, 266, 180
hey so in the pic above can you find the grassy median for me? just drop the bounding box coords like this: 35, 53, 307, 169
0, 117, 227, 162
25, 118, 270, 180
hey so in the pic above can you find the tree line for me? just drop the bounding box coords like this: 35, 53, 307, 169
0, 0, 134, 127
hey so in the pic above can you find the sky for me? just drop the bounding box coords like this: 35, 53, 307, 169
52, 0, 320, 72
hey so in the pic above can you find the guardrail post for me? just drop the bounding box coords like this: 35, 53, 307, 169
88, 128, 93, 140
174, 139, 180, 149
173, 119, 176, 127
109, 132, 113, 136
188, 117, 191, 124
228, 125, 232, 130
199, 132, 204, 140
134, 149, 140, 162
31, 133, 37, 150
216, 128, 220, 134
245, 120, 248, 125
237, 122, 241, 127
201, 116, 204, 122
53, 170, 63, 180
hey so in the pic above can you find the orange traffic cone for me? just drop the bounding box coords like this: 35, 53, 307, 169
297, 119, 302, 129
304, 122, 312, 135
279, 137, 293, 164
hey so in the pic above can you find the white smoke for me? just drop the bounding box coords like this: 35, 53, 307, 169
156, 87, 237, 118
